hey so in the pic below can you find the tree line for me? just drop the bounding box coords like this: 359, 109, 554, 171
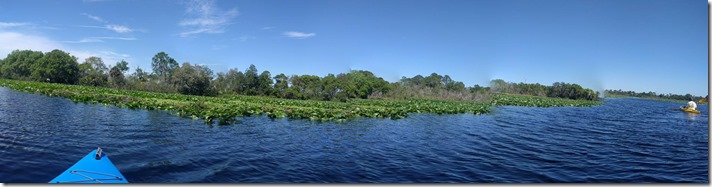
0, 49, 601, 102
605, 89, 707, 102
486, 79, 600, 100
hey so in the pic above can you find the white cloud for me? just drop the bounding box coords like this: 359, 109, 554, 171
81, 13, 106, 23
79, 25, 135, 33
63, 36, 136, 43
95, 36, 135, 40
0, 22, 59, 30
64, 38, 103, 43
0, 31, 131, 65
94, 51, 131, 63
179, 0, 238, 37
283, 31, 316, 39
0, 22, 31, 29
105, 25, 132, 33
0, 32, 63, 57
179, 28, 216, 36
77, 13, 142, 33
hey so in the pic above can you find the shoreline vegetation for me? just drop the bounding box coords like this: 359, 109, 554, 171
0, 79, 600, 124
13, 48, 701, 124
604, 90, 708, 103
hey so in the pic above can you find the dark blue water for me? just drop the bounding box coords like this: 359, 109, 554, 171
0, 87, 708, 183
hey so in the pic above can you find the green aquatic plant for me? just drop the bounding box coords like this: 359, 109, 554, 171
490, 93, 602, 107
0, 79, 601, 124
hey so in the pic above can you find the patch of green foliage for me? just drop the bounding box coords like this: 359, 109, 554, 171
0, 81, 603, 125
0, 79, 497, 124
490, 93, 602, 107
605, 89, 705, 102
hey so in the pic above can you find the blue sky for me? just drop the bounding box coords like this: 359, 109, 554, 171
0, 0, 707, 96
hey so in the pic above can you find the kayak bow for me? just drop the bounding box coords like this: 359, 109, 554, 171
49, 147, 128, 183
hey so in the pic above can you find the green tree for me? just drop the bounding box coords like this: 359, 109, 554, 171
470, 84, 490, 93
337, 70, 389, 99
258, 70, 274, 96
151, 52, 178, 82
301, 75, 322, 100
211, 68, 244, 95
233, 70, 246, 94
321, 73, 340, 101
449, 81, 466, 92
244, 64, 259, 95
273, 73, 289, 97
284, 86, 302, 99
31, 49, 79, 84
170, 62, 214, 96
490, 79, 508, 93
109, 60, 130, 87
212, 72, 228, 95
131, 66, 149, 82
78, 57, 109, 87
0, 49, 44, 80
424, 73, 443, 89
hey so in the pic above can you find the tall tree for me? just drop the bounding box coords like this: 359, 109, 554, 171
257, 70, 274, 96
0, 49, 44, 80
273, 73, 289, 97
338, 70, 389, 99
131, 66, 149, 82
78, 56, 109, 87
321, 73, 341, 101
298, 75, 322, 99
490, 79, 508, 93
109, 60, 130, 87
424, 73, 443, 89
212, 68, 244, 94
244, 64, 259, 95
170, 62, 214, 96
233, 70, 246, 94
151, 52, 178, 82
31, 49, 79, 84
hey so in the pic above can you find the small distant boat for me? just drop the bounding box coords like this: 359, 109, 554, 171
679, 106, 701, 114
49, 147, 128, 183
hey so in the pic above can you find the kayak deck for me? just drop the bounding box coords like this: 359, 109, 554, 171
680, 106, 701, 114
49, 148, 128, 183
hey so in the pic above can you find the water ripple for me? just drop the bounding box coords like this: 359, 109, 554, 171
0, 87, 707, 183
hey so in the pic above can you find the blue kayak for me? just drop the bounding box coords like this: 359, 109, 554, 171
49, 147, 128, 183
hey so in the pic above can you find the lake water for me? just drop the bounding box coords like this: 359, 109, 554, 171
0, 87, 708, 183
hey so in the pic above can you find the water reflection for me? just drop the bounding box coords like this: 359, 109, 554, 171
686, 112, 697, 121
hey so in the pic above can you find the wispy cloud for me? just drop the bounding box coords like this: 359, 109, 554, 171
81, 13, 106, 23
63, 36, 136, 43
0, 31, 132, 63
261, 27, 274, 30
63, 38, 103, 43
94, 51, 130, 62
79, 25, 134, 33
0, 32, 63, 55
179, 0, 238, 37
77, 13, 137, 33
96, 36, 135, 40
0, 22, 31, 29
283, 31, 316, 39
105, 24, 132, 33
